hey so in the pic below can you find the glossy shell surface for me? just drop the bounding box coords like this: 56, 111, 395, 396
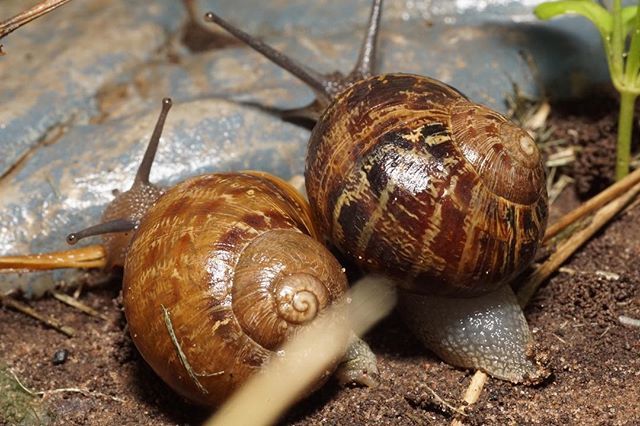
306, 73, 548, 296
123, 172, 347, 406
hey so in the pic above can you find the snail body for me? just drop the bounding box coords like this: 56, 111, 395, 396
123, 171, 348, 406
5, 99, 376, 407
206, 0, 549, 383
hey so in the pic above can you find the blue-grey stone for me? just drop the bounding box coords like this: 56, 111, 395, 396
0, 0, 611, 294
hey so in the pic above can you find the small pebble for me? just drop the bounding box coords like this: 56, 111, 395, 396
52, 349, 69, 365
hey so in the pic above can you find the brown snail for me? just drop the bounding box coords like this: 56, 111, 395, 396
205, 0, 549, 382
1, 99, 378, 407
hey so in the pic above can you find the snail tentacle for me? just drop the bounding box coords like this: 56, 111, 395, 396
205, 0, 384, 110
335, 333, 380, 387
66, 98, 171, 267
351, 0, 382, 80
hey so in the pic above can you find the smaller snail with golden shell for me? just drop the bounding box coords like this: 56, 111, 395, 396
205, 0, 549, 383
0, 99, 378, 407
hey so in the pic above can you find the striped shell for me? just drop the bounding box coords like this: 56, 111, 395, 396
305, 73, 548, 296
123, 172, 348, 407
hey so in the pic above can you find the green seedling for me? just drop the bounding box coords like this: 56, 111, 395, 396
535, 0, 640, 180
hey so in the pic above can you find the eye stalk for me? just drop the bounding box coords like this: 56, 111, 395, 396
66, 218, 137, 245
64, 98, 172, 266
204, 0, 383, 113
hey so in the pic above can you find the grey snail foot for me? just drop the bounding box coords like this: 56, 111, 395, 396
335, 334, 379, 387
398, 284, 549, 384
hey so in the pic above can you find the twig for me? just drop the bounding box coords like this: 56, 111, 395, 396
599, 325, 611, 338
518, 181, 640, 306
7, 368, 125, 403
161, 305, 222, 396
451, 371, 487, 426
524, 101, 551, 131
551, 333, 567, 344
451, 180, 640, 425
7, 368, 36, 396
52, 291, 108, 320
0, 0, 73, 40
37, 387, 125, 403
548, 174, 574, 205
544, 166, 640, 243
1, 296, 75, 337
422, 383, 467, 416
545, 147, 575, 168
618, 315, 640, 328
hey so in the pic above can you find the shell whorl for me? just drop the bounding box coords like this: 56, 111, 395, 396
305, 73, 548, 296
231, 229, 342, 351
276, 273, 328, 324
449, 100, 544, 205
123, 172, 347, 407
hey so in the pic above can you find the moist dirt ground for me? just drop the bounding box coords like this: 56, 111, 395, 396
1, 96, 639, 425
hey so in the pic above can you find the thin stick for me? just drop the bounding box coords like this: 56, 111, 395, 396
618, 315, 640, 328
0, 244, 107, 271
1, 296, 75, 337
544, 166, 640, 243
452, 181, 640, 425
519, 181, 640, 306
422, 384, 467, 416
161, 305, 222, 396
6, 369, 36, 396
205, 276, 396, 426
7, 368, 125, 403
0, 0, 73, 39
52, 292, 108, 320
451, 371, 487, 426
37, 387, 125, 403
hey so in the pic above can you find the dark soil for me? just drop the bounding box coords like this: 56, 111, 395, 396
1, 100, 640, 425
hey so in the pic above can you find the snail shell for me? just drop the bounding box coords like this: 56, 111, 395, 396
305, 74, 549, 382
306, 74, 548, 296
204, 0, 550, 383
123, 172, 348, 407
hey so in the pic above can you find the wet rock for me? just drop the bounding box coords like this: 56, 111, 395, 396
0, 0, 609, 294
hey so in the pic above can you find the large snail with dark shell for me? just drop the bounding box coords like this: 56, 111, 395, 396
205, 0, 549, 382
0, 99, 378, 407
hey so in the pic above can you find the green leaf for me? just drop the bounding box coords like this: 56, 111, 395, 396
534, 1, 612, 36
622, 6, 640, 38
623, 6, 640, 84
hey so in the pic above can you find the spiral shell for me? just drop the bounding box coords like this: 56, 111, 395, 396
305, 73, 548, 296
122, 172, 348, 406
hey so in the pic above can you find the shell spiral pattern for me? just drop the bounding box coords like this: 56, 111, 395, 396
305, 73, 548, 296
123, 172, 348, 407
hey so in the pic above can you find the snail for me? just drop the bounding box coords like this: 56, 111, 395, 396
205, 0, 549, 383
0, 99, 379, 406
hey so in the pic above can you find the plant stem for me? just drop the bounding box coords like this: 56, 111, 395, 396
616, 91, 637, 180
612, 0, 625, 80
